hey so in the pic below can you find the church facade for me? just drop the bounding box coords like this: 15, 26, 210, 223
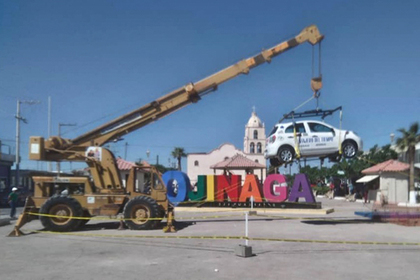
186, 110, 267, 185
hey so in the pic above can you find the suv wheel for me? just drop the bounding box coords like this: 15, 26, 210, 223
342, 140, 358, 159
278, 146, 294, 163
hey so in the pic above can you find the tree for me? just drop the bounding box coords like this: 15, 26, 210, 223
396, 122, 420, 202
171, 147, 187, 171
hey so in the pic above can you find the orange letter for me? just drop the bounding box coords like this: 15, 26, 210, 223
239, 175, 262, 202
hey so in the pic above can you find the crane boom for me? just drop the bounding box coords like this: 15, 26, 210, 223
28, 25, 323, 189
34, 25, 323, 153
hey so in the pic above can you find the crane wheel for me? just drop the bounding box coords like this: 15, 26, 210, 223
39, 195, 83, 232
123, 196, 161, 230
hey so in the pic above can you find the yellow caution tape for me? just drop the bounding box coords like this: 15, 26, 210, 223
25, 212, 244, 222
26, 211, 366, 223
23, 230, 420, 246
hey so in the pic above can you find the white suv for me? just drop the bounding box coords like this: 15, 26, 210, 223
264, 120, 363, 166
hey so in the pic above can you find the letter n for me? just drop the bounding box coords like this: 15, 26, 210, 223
216, 174, 241, 202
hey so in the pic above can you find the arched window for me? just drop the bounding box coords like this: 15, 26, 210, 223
253, 130, 258, 139
257, 142, 262, 153
250, 143, 255, 154
194, 160, 199, 167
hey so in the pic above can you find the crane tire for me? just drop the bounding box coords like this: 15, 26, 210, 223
39, 195, 83, 232
123, 196, 161, 230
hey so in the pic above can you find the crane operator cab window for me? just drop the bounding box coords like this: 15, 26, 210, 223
152, 172, 165, 190
50, 183, 85, 196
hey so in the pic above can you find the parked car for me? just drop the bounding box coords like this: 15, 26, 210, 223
264, 120, 363, 166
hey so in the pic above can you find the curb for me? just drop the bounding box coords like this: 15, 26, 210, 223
0, 217, 11, 227
175, 207, 334, 215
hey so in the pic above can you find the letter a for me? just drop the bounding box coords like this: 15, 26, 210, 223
288, 173, 316, 203
239, 175, 262, 202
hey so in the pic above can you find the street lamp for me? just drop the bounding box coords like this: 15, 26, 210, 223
15, 99, 39, 188
57, 123, 77, 175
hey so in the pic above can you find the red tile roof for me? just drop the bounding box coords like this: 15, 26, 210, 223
210, 154, 265, 170
362, 159, 410, 174
116, 157, 150, 171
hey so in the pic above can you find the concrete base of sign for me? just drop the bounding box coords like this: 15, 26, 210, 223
175, 207, 334, 215
235, 244, 253, 258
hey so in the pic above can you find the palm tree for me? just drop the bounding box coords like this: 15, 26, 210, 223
171, 147, 187, 171
396, 122, 420, 203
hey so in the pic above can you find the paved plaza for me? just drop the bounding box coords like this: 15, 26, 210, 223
1, 198, 420, 280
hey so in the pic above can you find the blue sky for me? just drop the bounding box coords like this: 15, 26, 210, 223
1, 0, 419, 172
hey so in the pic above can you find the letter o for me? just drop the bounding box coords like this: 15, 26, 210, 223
162, 171, 190, 206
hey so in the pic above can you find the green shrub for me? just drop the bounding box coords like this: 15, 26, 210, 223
312, 186, 330, 195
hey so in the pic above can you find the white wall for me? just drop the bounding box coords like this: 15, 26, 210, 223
379, 173, 409, 203
187, 143, 266, 185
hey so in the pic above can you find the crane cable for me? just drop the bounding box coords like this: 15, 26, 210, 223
292, 115, 301, 159
338, 109, 343, 155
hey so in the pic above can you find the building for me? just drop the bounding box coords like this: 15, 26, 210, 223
187, 110, 266, 185
0, 143, 15, 206
357, 159, 420, 204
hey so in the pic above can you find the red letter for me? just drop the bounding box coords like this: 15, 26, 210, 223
215, 174, 241, 202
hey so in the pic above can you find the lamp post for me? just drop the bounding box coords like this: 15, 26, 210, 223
15, 99, 39, 188
57, 123, 77, 175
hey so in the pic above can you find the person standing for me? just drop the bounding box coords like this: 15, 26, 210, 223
8, 187, 19, 219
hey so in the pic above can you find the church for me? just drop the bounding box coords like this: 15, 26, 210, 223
186, 110, 267, 185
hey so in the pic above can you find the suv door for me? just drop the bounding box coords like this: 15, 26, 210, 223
284, 122, 309, 156
307, 122, 339, 155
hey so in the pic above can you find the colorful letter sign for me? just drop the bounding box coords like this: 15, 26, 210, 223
161, 171, 316, 205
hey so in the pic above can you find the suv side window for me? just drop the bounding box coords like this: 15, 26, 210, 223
269, 126, 278, 136
308, 122, 332, 133
285, 123, 306, 133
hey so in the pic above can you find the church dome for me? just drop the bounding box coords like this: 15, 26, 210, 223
246, 111, 263, 128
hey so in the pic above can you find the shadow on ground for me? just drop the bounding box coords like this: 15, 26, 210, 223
301, 219, 376, 225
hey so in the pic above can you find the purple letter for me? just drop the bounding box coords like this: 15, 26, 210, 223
288, 173, 316, 203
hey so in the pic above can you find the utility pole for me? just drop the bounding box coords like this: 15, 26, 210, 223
48, 97, 52, 172
124, 142, 128, 160
57, 123, 76, 175
15, 100, 39, 188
